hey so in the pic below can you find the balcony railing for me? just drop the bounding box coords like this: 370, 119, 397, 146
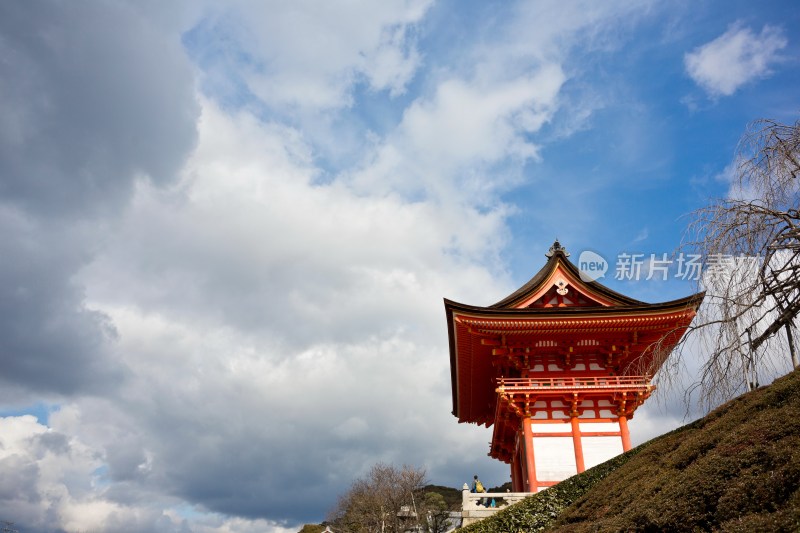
496, 375, 652, 393
461, 484, 531, 526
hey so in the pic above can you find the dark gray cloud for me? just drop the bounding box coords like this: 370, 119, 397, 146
0, 0, 199, 400
0, 1, 198, 218
0, 211, 122, 398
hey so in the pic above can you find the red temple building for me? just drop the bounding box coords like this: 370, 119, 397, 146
444, 241, 703, 492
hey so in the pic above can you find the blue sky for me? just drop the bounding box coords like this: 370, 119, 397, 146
0, 1, 798, 531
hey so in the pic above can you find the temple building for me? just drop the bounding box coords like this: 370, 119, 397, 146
444, 241, 703, 492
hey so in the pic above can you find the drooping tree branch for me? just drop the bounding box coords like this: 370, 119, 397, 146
673, 117, 800, 408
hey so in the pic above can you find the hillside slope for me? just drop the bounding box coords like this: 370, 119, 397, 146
462, 368, 800, 532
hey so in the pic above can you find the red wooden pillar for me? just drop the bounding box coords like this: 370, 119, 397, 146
570, 416, 585, 473
517, 457, 525, 491
618, 414, 632, 452
522, 417, 538, 492
510, 434, 520, 491
510, 456, 519, 492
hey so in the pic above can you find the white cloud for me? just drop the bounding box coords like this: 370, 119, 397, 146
685, 23, 788, 97
192, 0, 432, 110
81, 100, 510, 342
346, 64, 566, 203
0, 414, 144, 533
66, 98, 512, 525
504, 0, 655, 61
0, 414, 314, 532
632, 227, 649, 244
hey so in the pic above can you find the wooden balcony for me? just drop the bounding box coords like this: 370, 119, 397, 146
496, 375, 653, 395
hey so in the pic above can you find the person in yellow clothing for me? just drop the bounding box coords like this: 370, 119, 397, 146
471, 474, 488, 506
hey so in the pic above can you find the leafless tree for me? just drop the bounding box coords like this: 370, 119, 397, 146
327, 462, 428, 533
670, 117, 799, 408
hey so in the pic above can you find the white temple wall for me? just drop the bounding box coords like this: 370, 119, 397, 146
529, 421, 624, 481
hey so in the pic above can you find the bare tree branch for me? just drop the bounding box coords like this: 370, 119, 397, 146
673, 117, 800, 409
327, 463, 429, 533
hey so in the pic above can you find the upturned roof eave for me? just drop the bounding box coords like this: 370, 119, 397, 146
444, 300, 460, 418
446, 290, 705, 319
444, 290, 705, 420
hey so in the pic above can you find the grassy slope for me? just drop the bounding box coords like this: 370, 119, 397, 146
461, 368, 800, 533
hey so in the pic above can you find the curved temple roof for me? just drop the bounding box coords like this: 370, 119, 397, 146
489, 240, 645, 308
444, 241, 704, 425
